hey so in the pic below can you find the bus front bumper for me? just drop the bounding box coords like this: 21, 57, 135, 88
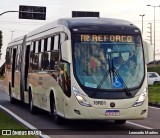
64, 100, 148, 120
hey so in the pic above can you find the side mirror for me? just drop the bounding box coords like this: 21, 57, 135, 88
61, 40, 72, 63
143, 41, 153, 64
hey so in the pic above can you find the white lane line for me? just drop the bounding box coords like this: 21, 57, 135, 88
149, 106, 160, 110
127, 121, 153, 129
0, 105, 50, 138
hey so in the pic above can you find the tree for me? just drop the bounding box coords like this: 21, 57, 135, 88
0, 31, 2, 59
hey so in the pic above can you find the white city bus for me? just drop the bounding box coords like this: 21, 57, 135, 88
4, 17, 149, 124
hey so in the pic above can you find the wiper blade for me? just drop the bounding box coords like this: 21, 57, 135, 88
97, 69, 110, 89
97, 52, 114, 89
111, 60, 132, 96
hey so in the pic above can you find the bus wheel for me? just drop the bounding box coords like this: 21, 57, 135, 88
9, 84, 16, 104
50, 96, 63, 124
114, 120, 126, 124
29, 92, 36, 114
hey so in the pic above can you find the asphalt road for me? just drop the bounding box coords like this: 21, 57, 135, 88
0, 80, 159, 138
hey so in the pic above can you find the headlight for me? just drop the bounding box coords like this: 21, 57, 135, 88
72, 87, 92, 107
133, 88, 147, 107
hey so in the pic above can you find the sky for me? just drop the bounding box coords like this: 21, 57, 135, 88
0, 0, 160, 65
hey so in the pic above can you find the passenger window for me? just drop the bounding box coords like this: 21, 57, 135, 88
41, 52, 50, 71
39, 53, 42, 70
16, 54, 20, 70
32, 54, 39, 71
38, 40, 41, 53
50, 51, 55, 70
51, 36, 54, 50
60, 62, 71, 97
29, 44, 34, 71
6, 49, 11, 69
33, 42, 36, 53
44, 38, 48, 51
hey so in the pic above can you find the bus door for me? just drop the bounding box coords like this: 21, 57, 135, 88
25, 45, 30, 90
12, 48, 17, 87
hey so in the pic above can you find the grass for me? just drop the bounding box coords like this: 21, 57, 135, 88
148, 84, 160, 103
147, 65, 160, 103
0, 109, 36, 138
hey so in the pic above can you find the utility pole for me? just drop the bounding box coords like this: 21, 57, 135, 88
139, 14, 145, 33
10, 31, 15, 41
147, 23, 152, 45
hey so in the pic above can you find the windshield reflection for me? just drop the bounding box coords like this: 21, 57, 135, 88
73, 34, 144, 90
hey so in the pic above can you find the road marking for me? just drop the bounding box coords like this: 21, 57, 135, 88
0, 105, 50, 138
149, 106, 160, 110
127, 121, 153, 129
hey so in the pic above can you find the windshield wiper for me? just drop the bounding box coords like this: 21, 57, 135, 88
97, 69, 110, 89
97, 57, 132, 97
97, 56, 113, 89
111, 60, 132, 96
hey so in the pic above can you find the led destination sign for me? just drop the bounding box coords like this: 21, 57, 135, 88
80, 35, 133, 43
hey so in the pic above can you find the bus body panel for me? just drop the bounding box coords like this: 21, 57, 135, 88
27, 72, 65, 116
13, 71, 21, 100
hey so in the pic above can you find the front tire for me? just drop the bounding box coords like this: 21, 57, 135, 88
50, 94, 63, 124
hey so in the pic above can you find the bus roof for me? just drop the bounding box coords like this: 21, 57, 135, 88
57, 17, 140, 33
27, 17, 140, 38
8, 35, 24, 47
8, 17, 141, 47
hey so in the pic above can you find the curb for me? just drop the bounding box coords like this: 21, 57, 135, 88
0, 105, 50, 138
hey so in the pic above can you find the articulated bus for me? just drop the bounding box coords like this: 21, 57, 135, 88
4, 17, 149, 124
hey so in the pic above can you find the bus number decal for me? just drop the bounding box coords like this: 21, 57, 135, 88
94, 101, 106, 105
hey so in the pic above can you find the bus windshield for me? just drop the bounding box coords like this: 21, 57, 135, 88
73, 34, 144, 90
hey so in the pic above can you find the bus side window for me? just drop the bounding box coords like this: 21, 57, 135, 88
50, 51, 55, 70
6, 49, 11, 69
16, 54, 20, 70
38, 40, 41, 53
38, 40, 42, 71
49, 35, 60, 71
15, 45, 22, 71
51, 36, 54, 50
60, 62, 71, 97
44, 38, 48, 51
41, 52, 50, 71
29, 43, 34, 71
32, 41, 39, 71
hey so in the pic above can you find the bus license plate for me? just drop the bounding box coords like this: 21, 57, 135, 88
105, 110, 120, 116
